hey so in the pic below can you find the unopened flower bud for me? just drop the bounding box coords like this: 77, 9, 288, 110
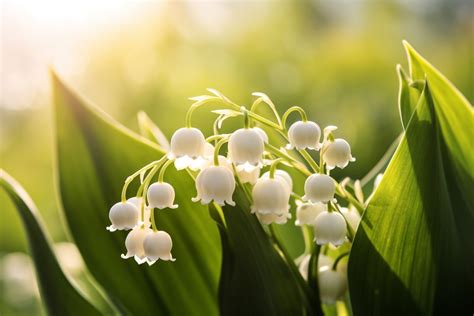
340, 206, 361, 231
251, 177, 290, 216
323, 138, 355, 170
295, 202, 327, 226
262, 169, 293, 192
107, 201, 139, 231
168, 127, 206, 170
193, 166, 236, 206
143, 231, 175, 265
314, 211, 347, 246
147, 182, 178, 210
303, 174, 336, 203
121, 227, 153, 264
287, 121, 321, 150
228, 128, 264, 172
318, 266, 347, 304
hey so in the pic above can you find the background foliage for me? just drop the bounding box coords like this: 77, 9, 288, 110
1, 1, 473, 315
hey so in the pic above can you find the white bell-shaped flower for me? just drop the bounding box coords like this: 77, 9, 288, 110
168, 127, 206, 170
127, 197, 151, 227
192, 165, 236, 206
251, 177, 290, 216
256, 212, 291, 225
295, 201, 327, 226
314, 211, 347, 246
200, 154, 232, 171
237, 168, 260, 184
147, 182, 178, 210
287, 121, 321, 150
121, 226, 153, 264
318, 266, 347, 304
298, 254, 333, 280
323, 138, 355, 170
143, 230, 176, 265
340, 206, 361, 231
262, 169, 293, 192
253, 127, 268, 143
107, 201, 139, 231
228, 128, 264, 172
303, 174, 336, 203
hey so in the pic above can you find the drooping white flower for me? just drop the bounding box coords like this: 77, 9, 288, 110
193, 165, 236, 206
256, 212, 291, 225
168, 127, 206, 170
340, 206, 361, 231
251, 177, 290, 216
107, 201, 139, 231
143, 230, 176, 265
228, 128, 264, 172
298, 254, 333, 280
287, 121, 321, 150
262, 169, 293, 192
147, 182, 178, 210
237, 168, 260, 184
127, 197, 151, 227
121, 226, 153, 264
252, 127, 268, 143
322, 138, 355, 170
318, 266, 347, 304
314, 211, 347, 246
295, 201, 327, 226
303, 174, 336, 203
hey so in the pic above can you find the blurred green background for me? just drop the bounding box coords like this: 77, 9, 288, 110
1, 0, 472, 314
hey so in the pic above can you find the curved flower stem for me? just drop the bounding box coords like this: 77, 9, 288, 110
185, 97, 220, 128
121, 158, 165, 202
140, 164, 160, 223
214, 137, 229, 166
269, 158, 285, 178
265, 143, 311, 177
302, 225, 314, 255
158, 159, 174, 182
332, 252, 349, 270
282, 106, 308, 130
250, 96, 283, 128
298, 149, 319, 173
150, 208, 157, 232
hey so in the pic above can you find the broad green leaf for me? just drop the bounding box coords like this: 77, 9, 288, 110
0, 170, 101, 316
52, 71, 221, 315
349, 70, 474, 315
403, 41, 474, 210
397, 64, 420, 129
211, 188, 322, 316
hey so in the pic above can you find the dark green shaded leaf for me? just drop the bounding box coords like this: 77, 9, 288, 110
52, 71, 221, 315
349, 53, 474, 315
212, 188, 322, 316
0, 170, 101, 316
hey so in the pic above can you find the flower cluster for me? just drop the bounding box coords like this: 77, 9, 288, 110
107, 89, 369, 304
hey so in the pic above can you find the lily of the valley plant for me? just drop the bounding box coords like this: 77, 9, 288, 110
108, 89, 374, 305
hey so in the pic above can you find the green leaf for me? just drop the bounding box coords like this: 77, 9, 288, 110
211, 188, 322, 316
51, 71, 221, 315
349, 45, 474, 315
397, 64, 420, 129
137, 111, 170, 150
0, 170, 101, 316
